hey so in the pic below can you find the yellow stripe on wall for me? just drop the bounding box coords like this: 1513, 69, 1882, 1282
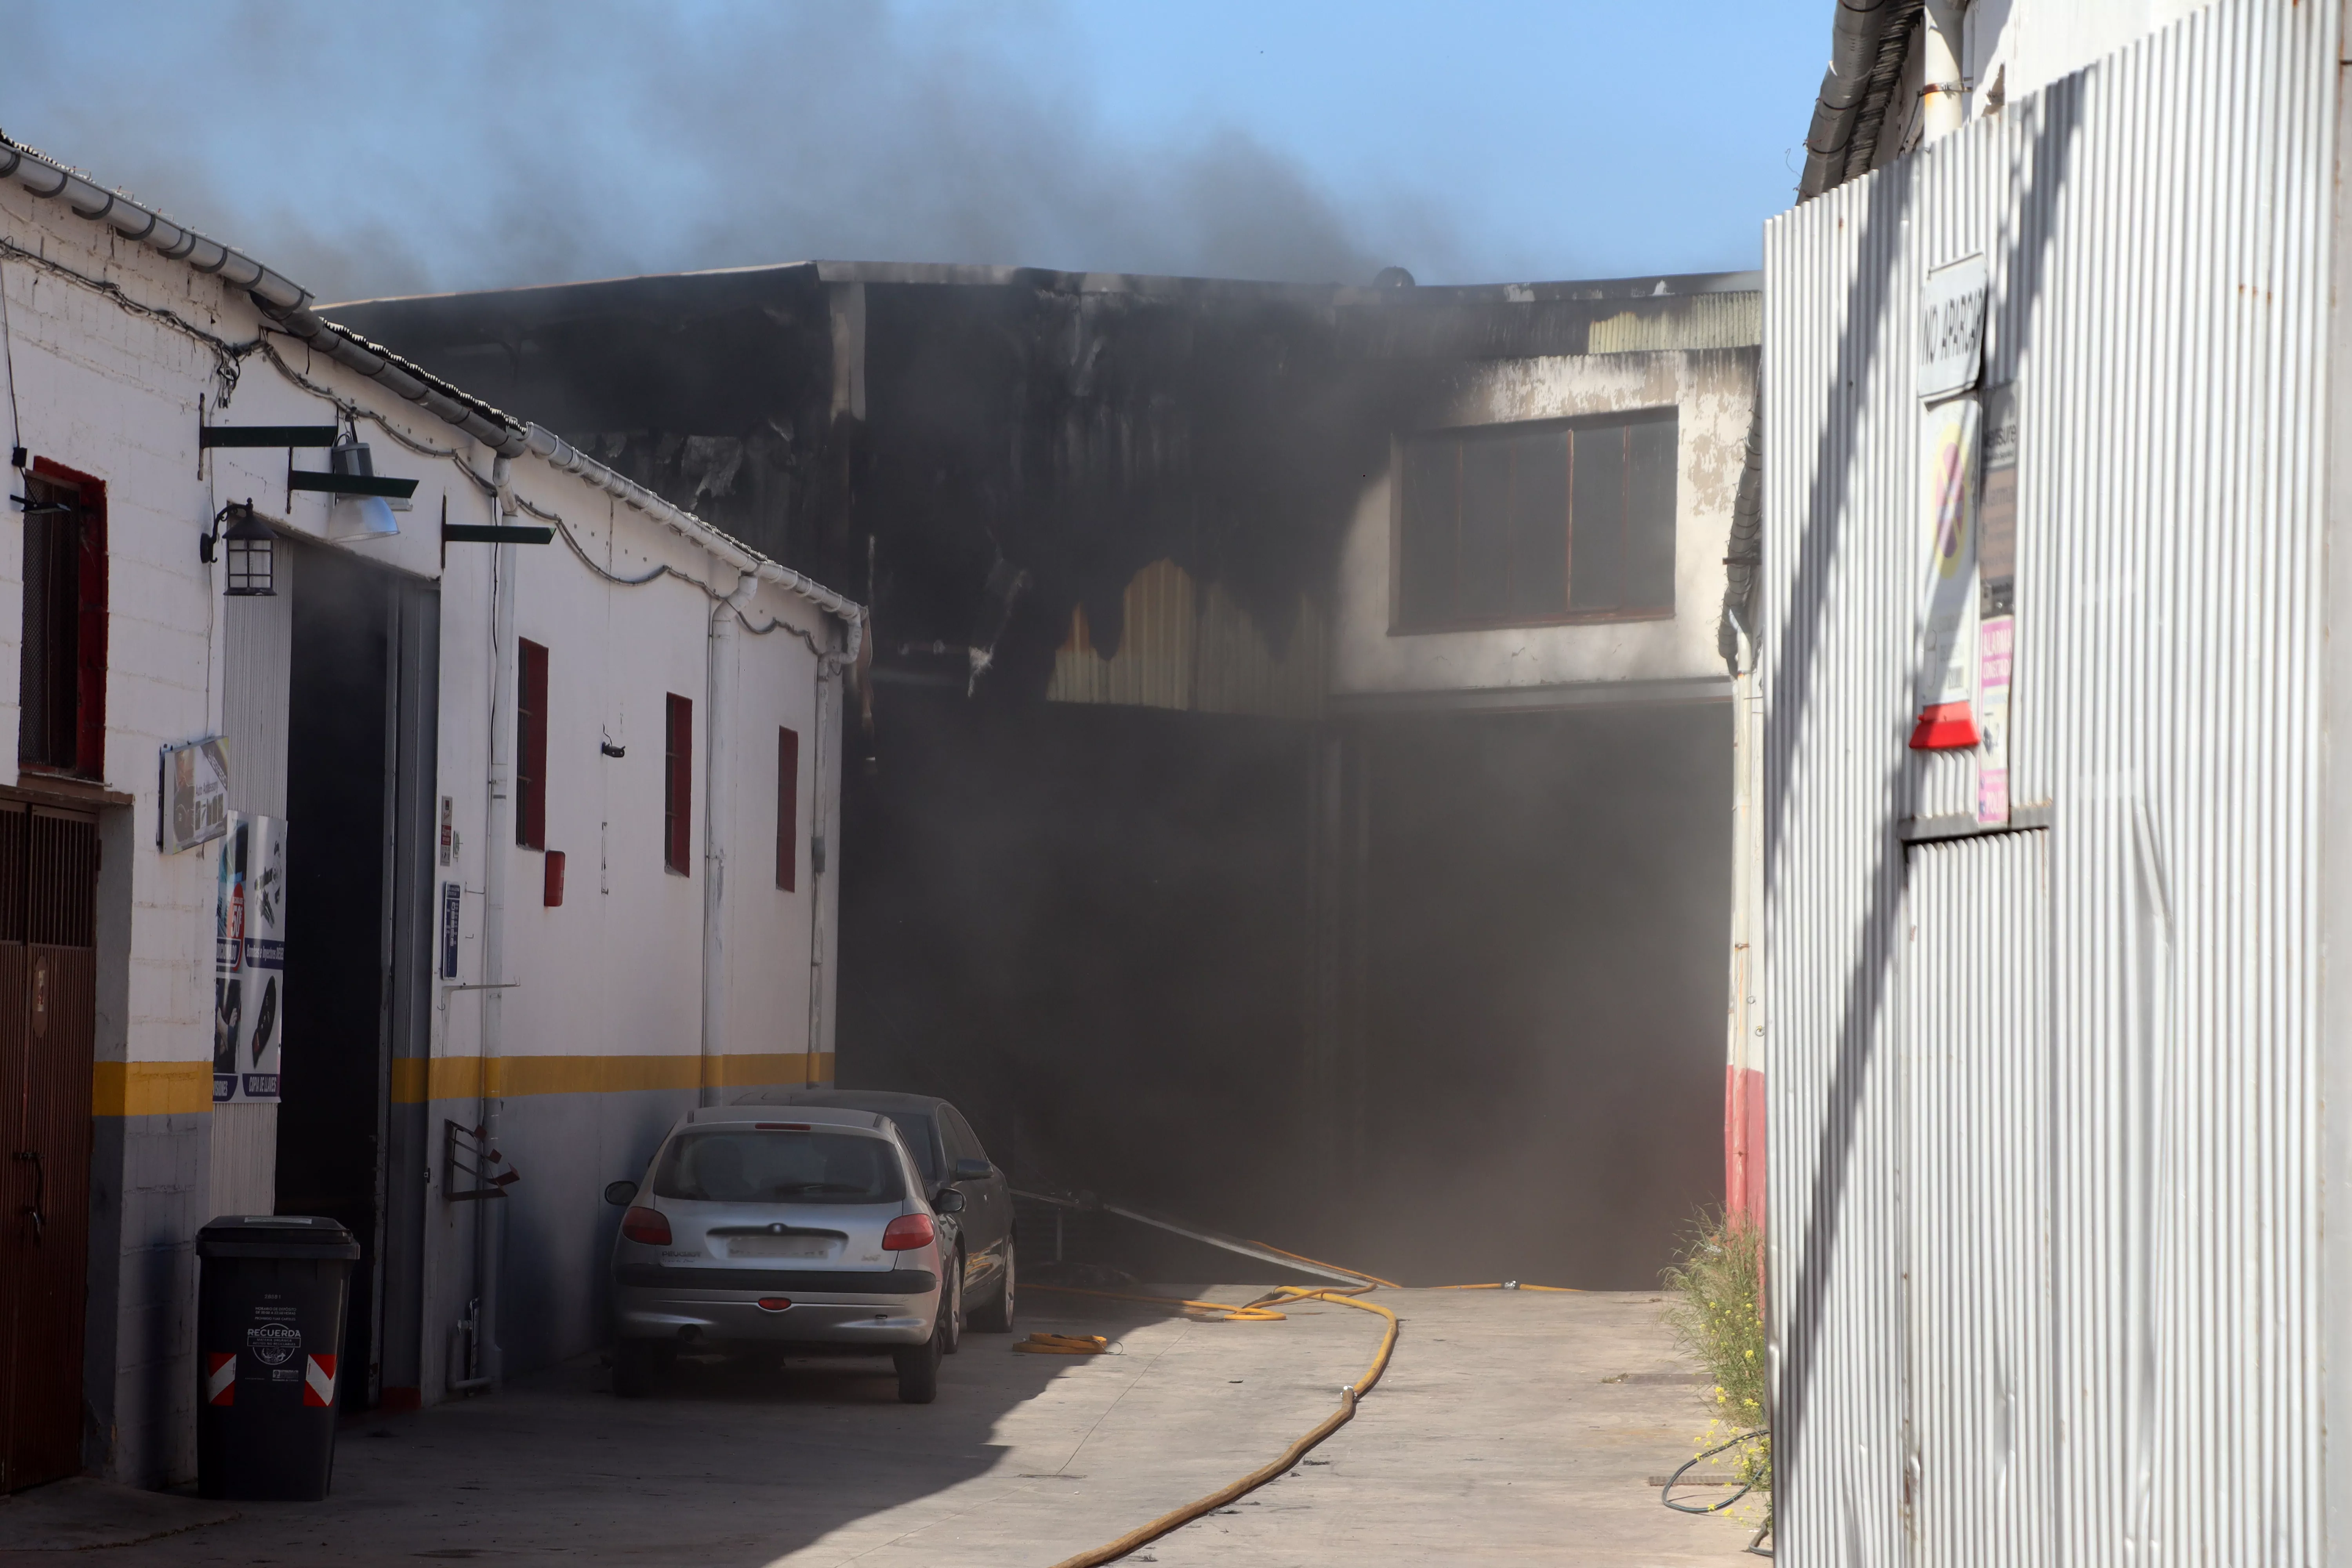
87, 1054, 834, 1115
387, 1052, 836, 1105
93, 1061, 213, 1117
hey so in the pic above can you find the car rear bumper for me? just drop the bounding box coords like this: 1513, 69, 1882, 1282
613, 1267, 940, 1348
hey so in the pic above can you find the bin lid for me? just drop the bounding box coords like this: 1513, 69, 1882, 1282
198, 1214, 361, 1260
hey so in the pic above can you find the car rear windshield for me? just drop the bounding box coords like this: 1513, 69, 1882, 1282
652, 1130, 905, 1205
880, 1112, 938, 1180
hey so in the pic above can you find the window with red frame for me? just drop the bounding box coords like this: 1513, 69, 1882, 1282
516, 639, 548, 849
664, 694, 692, 875
18, 461, 107, 777
776, 726, 800, 891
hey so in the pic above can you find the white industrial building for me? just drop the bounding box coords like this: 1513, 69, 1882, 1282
0, 135, 858, 1490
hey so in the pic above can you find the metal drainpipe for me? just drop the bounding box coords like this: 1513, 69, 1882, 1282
1921, 0, 1968, 139
472, 453, 517, 1391
701, 573, 758, 1107
801, 616, 855, 1087
804, 652, 831, 1087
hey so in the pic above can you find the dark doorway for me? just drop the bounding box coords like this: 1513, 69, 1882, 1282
276, 544, 392, 1404
0, 803, 98, 1492
839, 688, 1313, 1240
1352, 702, 1731, 1289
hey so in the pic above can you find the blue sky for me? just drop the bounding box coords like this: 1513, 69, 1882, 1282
0, 2, 1828, 300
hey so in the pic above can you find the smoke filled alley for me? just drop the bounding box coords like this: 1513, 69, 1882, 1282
330, 263, 1756, 1290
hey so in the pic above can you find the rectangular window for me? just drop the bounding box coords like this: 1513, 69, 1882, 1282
1394, 412, 1676, 631
516, 639, 548, 849
18, 463, 106, 776
664, 693, 692, 876
776, 726, 800, 892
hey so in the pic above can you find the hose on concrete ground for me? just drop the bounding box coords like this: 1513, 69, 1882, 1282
1029, 1284, 1292, 1322
1428, 1280, 1581, 1293
1658, 1426, 1774, 1559
1015, 1333, 1113, 1356
1036, 1284, 1399, 1568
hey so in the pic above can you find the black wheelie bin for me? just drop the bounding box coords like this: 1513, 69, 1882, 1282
196, 1214, 361, 1501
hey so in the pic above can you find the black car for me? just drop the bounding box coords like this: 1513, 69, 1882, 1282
731, 1089, 1016, 1334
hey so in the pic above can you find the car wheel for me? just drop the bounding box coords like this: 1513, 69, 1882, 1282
895, 1313, 944, 1405
942, 1253, 965, 1356
970, 1241, 1016, 1333
613, 1340, 671, 1399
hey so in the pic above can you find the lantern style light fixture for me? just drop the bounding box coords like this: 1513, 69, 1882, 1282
201, 500, 277, 597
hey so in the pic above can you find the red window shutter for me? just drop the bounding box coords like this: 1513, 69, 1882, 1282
23, 460, 107, 778
516, 639, 548, 849
777, 726, 800, 891
71, 475, 106, 778
664, 694, 692, 875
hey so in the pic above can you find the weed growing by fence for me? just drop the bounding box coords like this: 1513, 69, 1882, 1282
1661, 1209, 1770, 1505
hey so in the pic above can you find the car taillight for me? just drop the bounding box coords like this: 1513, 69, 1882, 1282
882, 1213, 935, 1251
621, 1206, 671, 1245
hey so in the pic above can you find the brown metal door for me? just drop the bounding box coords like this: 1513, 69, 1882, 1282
0, 804, 97, 1492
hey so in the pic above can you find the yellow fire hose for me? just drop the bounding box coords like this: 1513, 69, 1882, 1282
1032, 1283, 1400, 1568
1428, 1280, 1582, 1293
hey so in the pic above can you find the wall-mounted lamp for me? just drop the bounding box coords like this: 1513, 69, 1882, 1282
201, 500, 277, 597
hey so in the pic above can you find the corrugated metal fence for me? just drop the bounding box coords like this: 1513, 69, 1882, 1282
1761, 1, 2334, 1561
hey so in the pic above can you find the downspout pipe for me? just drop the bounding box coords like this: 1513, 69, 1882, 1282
739, 562, 863, 1089
701, 571, 759, 1108
1717, 405, 1764, 677
803, 633, 838, 1087
473, 452, 517, 1391
1920, 0, 1969, 140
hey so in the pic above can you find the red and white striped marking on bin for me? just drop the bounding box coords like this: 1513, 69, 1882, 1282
206, 1353, 236, 1406
303, 1354, 337, 1408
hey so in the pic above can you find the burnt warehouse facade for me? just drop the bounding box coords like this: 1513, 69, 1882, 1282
334, 263, 1758, 1286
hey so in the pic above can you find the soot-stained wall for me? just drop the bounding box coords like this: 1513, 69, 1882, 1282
329, 265, 1757, 682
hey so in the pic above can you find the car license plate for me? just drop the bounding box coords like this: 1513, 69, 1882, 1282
727, 1236, 834, 1260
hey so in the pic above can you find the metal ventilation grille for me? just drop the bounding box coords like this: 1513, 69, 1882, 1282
26, 813, 96, 949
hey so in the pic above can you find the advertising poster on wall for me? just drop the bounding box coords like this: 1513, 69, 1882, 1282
212, 812, 288, 1105
1975, 383, 2020, 826
1909, 394, 1982, 750
160, 736, 230, 854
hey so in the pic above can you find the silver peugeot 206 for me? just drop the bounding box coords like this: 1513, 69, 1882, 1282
601, 1104, 965, 1402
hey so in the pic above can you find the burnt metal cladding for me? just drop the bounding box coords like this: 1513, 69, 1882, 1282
327, 265, 1759, 700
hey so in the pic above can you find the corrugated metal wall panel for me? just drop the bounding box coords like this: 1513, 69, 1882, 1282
222, 548, 293, 820
1587, 293, 1765, 354
1047, 559, 1325, 720
1761, 2, 2335, 1563
1903, 830, 2053, 1567
213, 546, 293, 1219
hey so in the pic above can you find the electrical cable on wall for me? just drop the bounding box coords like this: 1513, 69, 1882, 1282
0, 234, 259, 397
0, 252, 21, 463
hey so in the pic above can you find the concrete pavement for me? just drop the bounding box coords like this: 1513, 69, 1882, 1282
12, 1287, 1762, 1566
